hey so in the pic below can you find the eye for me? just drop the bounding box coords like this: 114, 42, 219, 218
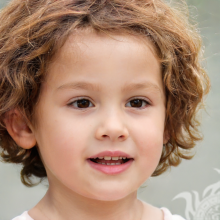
69, 98, 94, 109
126, 98, 150, 108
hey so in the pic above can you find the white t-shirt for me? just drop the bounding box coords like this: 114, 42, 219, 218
12, 208, 186, 220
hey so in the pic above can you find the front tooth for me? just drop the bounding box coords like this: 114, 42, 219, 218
111, 163, 116, 165
107, 163, 111, 165
112, 157, 119, 160
122, 157, 126, 159
119, 157, 122, 159
98, 157, 104, 159
104, 156, 111, 160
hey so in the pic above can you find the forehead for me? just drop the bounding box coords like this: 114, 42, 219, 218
43, 30, 163, 95
46, 29, 161, 82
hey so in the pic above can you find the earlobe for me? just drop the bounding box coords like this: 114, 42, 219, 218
3, 109, 36, 149
163, 130, 170, 144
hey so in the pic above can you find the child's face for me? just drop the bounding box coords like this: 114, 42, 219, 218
33, 30, 167, 201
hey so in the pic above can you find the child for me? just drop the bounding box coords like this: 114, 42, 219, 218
0, 0, 210, 219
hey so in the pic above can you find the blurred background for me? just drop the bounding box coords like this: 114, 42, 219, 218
0, 0, 219, 219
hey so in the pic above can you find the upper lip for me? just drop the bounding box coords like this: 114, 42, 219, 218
89, 151, 133, 159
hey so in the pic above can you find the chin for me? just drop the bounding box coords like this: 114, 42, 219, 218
86, 186, 134, 201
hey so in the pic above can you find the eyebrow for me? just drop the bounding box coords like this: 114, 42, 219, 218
57, 81, 101, 92
121, 81, 162, 94
56, 81, 162, 94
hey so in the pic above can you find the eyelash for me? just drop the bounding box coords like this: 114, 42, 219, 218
68, 97, 151, 109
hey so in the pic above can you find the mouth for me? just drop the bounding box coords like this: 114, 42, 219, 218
89, 156, 132, 165
87, 152, 134, 174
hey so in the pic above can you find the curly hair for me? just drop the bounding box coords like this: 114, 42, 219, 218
0, 0, 210, 186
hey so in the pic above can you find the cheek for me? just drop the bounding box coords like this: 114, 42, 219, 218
130, 115, 164, 171
138, 128, 163, 157
132, 116, 164, 150
135, 132, 163, 183
137, 135, 163, 172
35, 114, 91, 177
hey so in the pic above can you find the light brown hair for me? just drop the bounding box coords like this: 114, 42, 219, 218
0, 0, 210, 186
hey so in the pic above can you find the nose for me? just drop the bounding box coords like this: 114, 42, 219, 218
95, 111, 129, 142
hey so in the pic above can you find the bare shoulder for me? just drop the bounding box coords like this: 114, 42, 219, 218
28, 205, 46, 220
140, 200, 163, 220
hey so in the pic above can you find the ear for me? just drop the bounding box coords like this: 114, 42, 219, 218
3, 109, 36, 149
163, 129, 170, 145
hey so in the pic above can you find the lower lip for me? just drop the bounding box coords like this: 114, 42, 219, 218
87, 159, 134, 175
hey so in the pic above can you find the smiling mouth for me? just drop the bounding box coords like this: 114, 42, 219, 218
89, 156, 133, 165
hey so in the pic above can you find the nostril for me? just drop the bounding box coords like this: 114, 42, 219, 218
119, 135, 126, 140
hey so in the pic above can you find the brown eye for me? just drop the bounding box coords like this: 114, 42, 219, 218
71, 99, 93, 108
126, 99, 149, 108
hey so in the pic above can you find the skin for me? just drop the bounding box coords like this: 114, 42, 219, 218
4, 29, 169, 220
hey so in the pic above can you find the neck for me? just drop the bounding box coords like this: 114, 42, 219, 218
35, 182, 143, 220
